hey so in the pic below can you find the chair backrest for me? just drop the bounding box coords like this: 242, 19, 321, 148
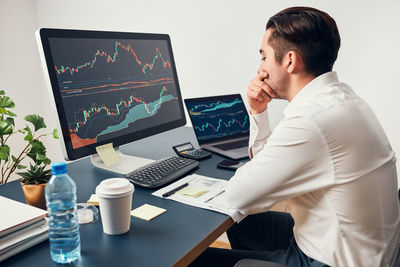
395, 188, 400, 266
234, 259, 288, 267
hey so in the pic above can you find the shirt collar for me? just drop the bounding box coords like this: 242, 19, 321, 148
283, 71, 339, 116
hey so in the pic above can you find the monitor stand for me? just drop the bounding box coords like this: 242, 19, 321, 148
90, 148, 155, 175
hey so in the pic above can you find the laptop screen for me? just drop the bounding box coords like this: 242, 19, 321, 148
184, 94, 250, 144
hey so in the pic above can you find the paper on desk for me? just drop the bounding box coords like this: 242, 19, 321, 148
87, 194, 99, 206
177, 186, 207, 198
131, 204, 166, 221
95, 143, 121, 167
152, 174, 245, 222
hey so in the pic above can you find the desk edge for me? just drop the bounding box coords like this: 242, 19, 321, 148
171, 217, 234, 267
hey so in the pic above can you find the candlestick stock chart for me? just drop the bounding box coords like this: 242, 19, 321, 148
187, 98, 249, 142
49, 38, 181, 149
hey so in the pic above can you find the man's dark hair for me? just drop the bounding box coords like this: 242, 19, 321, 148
266, 7, 341, 76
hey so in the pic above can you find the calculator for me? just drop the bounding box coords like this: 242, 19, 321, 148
172, 142, 212, 160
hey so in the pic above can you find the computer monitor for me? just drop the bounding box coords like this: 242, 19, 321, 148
36, 28, 186, 174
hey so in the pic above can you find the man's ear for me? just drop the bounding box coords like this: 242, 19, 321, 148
284, 51, 302, 74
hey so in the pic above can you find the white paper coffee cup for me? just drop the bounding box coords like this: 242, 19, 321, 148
96, 178, 134, 235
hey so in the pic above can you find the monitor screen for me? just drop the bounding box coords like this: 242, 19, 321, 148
37, 29, 186, 160
184, 94, 250, 144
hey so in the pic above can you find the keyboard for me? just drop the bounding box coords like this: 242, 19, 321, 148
124, 156, 199, 188
213, 139, 248, 151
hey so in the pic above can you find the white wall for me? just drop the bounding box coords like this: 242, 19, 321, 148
0, 0, 48, 180
1, 0, 400, 182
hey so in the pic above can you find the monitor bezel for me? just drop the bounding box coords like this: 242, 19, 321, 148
37, 28, 186, 160
184, 94, 250, 145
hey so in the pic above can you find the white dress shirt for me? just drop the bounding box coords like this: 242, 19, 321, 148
225, 72, 400, 267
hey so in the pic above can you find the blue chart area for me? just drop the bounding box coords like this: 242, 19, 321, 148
188, 98, 242, 115
100, 94, 175, 135
65, 85, 178, 148
187, 98, 249, 141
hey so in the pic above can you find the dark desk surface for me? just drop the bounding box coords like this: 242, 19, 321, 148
0, 127, 237, 267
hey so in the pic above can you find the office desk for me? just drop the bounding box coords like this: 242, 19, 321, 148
0, 127, 237, 267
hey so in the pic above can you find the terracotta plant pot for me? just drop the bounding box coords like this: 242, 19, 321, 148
20, 182, 47, 210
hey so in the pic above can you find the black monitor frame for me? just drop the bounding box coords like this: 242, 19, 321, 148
37, 28, 186, 160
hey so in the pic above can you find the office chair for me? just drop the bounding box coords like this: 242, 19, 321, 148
393, 188, 400, 267
234, 189, 400, 267
234, 259, 288, 267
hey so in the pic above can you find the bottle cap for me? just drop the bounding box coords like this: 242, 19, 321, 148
77, 203, 99, 224
96, 178, 134, 198
51, 162, 67, 174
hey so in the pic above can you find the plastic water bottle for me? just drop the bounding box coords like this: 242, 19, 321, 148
45, 162, 81, 263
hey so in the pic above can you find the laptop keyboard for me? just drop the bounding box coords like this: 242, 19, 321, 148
213, 139, 248, 151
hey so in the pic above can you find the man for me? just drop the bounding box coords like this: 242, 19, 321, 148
190, 6, 400, 267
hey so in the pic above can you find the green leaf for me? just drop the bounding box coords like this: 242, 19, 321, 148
0, 108, 6, 114
6, 117, 14, 127
23, 125, 33, 141
24, 114, 46, 132
0, 145, 10, 160
24, 134, 33, 141
27, 140, 46, 162
43, 157, 51, 165
26, 140, 50, 165
11, 155, 17, 162
0, 90, 5, 95
17, 164, 27, 169
0, 96, 15, 109
35, 154, 50, 165
23, 125, 32, 135
6, 110, 16, 117
36, 153, 47, 161
0, 120, 13, 135
17, 171, 30, 179
18, 163, 52, 185
53, 128, 59, 139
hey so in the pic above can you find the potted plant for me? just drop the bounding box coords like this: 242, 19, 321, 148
0, 90, 58, 184
0, 90, 58, 207
18, 163, 52, 210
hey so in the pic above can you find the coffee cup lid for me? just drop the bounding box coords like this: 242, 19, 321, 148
96, 178, 134, 198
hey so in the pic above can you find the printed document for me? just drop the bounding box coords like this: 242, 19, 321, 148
152, 174, 245, 222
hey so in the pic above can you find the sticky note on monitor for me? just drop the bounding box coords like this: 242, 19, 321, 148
131, 204, 166, 221
95, 143, 121, 167
177, 186, 207, 198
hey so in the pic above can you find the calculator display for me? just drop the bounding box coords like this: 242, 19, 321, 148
175, 143, 193, 153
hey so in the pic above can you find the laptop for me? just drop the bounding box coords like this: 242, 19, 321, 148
184, 94, 250, 160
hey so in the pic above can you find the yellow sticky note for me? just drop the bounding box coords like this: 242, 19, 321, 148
177, 186, 207, 198
87, 194, 99, 206
95, 143, 121, 167
131, 204, 166, 221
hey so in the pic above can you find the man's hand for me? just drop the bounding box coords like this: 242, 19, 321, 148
247, 72, 276, 114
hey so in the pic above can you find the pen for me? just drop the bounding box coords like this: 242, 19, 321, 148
204, 190, 225, 203
162, 183, 189, 197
